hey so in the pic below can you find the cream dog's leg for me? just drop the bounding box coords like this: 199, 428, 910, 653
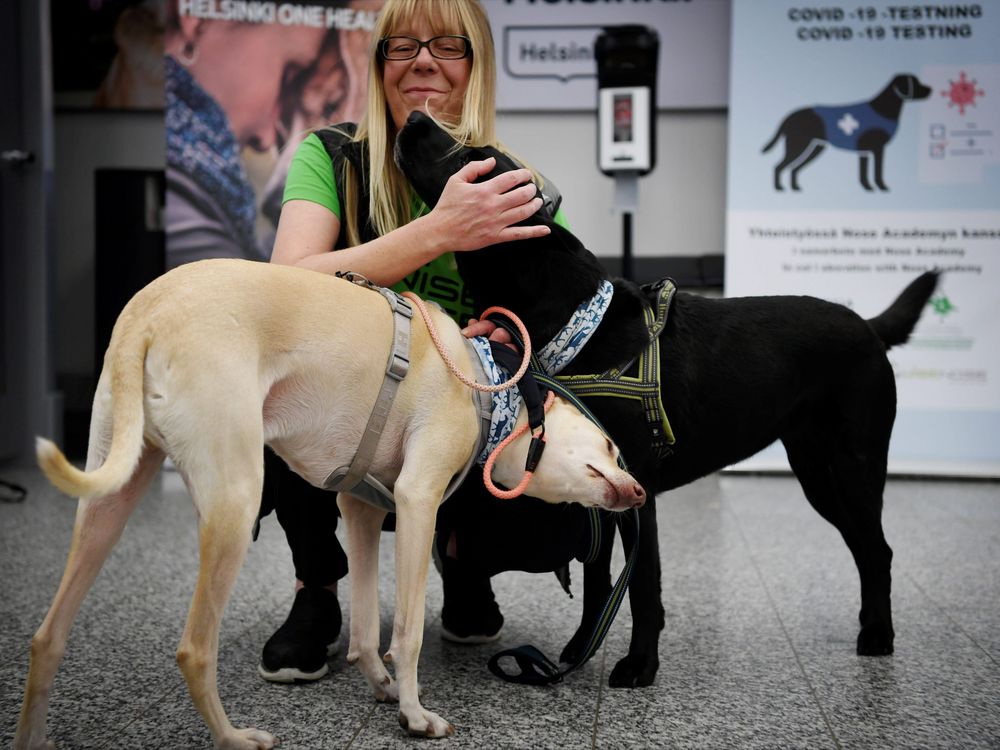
339, 493, 396, 700
174, 436, 274, 750
385, 443, 463, 740
15, 446, 163, 750
388, 490, 449, 737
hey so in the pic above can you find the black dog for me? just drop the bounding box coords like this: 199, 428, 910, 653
396, 111, 937, 687
763, 73, 931, 192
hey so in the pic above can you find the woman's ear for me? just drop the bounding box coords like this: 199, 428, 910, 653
173, 16, 206, 64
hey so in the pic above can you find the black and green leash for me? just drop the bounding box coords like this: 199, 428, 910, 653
482, 326, 641, 685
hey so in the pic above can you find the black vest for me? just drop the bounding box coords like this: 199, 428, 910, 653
314, 124, 376, 248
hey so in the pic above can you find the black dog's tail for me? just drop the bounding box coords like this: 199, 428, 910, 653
762, 123, 784, 153
867, 271, 939, 350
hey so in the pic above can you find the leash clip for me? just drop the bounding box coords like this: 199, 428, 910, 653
525, 429, 546, 473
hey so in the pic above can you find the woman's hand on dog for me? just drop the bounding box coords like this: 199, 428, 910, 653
462, 318, 516, 350
425, 157, 550, 253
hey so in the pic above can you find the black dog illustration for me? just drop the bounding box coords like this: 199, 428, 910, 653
763, 73, 931, 192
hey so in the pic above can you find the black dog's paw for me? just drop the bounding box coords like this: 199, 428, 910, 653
608, 653, 658, 688
559, 629, 589, 664
857, 626, 895, 656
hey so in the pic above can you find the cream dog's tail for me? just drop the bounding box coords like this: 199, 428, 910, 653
36, 324, 150, 499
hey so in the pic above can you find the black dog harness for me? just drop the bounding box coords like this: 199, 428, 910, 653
555, 278, 677, 457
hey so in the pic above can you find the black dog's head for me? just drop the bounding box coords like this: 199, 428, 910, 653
392, 110, 613, 343
394, 111, 547, 215
891, 73, 932, 101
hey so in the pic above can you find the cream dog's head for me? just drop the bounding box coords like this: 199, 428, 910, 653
489, 395, 645, 511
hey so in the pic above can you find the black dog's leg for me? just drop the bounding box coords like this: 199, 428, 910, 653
773, 136, 811, 191
771, 110, 824, 191
872, 145, 888, 191
858, 131, 891, 191
859, 154, 874, 191
790, 143, 825, 191
608, 491, 664, 687
782, 427, 894, 656
560, 513, 615, 664
561, 480, 662, 686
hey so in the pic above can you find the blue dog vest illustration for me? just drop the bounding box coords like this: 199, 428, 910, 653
815, 103, 898, 150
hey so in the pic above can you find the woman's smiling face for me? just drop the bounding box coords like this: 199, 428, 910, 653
382, 16, 472, 132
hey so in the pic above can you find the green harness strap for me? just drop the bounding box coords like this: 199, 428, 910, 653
554, 279, 677, 458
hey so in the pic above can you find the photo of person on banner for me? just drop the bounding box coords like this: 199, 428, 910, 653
164, 0, 383, 268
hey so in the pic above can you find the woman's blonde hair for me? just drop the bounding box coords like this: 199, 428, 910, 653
340, 0, 502, 245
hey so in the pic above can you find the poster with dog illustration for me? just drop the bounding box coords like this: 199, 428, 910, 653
725, 0, 999, 477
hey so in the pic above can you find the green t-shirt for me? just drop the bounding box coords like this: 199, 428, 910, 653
283, 132, 568, 324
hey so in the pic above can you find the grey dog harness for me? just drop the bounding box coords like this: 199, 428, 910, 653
323, 275, 611, 512
323, 275, 491, 512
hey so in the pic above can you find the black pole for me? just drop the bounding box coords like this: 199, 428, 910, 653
622, 210, 634, 281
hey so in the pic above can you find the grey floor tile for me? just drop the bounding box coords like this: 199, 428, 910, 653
715, 473, 1000, 750
593, 486, 835, 749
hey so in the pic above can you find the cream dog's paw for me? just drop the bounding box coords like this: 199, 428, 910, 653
373, 673, 400, 703
218, 727, 276, 749
398, 707, 454, 738
14, 738, 57, 750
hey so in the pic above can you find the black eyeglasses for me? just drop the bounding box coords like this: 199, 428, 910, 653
379, 35, 471, 61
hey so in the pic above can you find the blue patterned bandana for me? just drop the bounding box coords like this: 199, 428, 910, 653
535, 280, 614, 375
472, 281, 615, 464
472, 335, 525, 466
165, 55, 258, 257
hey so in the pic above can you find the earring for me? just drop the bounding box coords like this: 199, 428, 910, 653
177, 40, 199, 66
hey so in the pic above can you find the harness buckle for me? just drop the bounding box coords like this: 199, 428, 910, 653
386, 351, 410, 381
391, 295, 414, 319
384, 292, 412, 382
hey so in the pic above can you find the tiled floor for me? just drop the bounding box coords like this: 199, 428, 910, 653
1, 464, 997, 749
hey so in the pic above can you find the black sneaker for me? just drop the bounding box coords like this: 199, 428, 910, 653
437, 532, 504, 644
258, 587, 341, 683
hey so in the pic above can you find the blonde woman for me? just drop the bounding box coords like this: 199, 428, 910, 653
260, 0, 581, 682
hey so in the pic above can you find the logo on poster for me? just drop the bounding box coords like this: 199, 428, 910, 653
930, 292, 957, 319
503, 26, 601, 82
942, 71, 985, 115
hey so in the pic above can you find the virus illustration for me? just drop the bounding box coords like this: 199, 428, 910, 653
941, 71, 985, 116
929, 293, 956, 320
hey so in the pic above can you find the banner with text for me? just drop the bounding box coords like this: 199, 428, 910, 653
484, 0, 730, 111
726, 0, 999, 476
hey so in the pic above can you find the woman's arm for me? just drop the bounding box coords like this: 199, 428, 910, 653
271, 157, 549, 287
270, 199, 440, 285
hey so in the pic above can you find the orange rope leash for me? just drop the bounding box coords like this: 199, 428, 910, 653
482, 390, 555, 499
399, 291, 544, 499
401, 292, 532, 393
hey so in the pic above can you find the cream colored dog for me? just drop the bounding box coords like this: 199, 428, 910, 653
14, 258, 645, 749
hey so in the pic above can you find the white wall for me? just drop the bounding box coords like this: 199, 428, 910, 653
52, 109, 727, 381
499, 110, 727, 260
